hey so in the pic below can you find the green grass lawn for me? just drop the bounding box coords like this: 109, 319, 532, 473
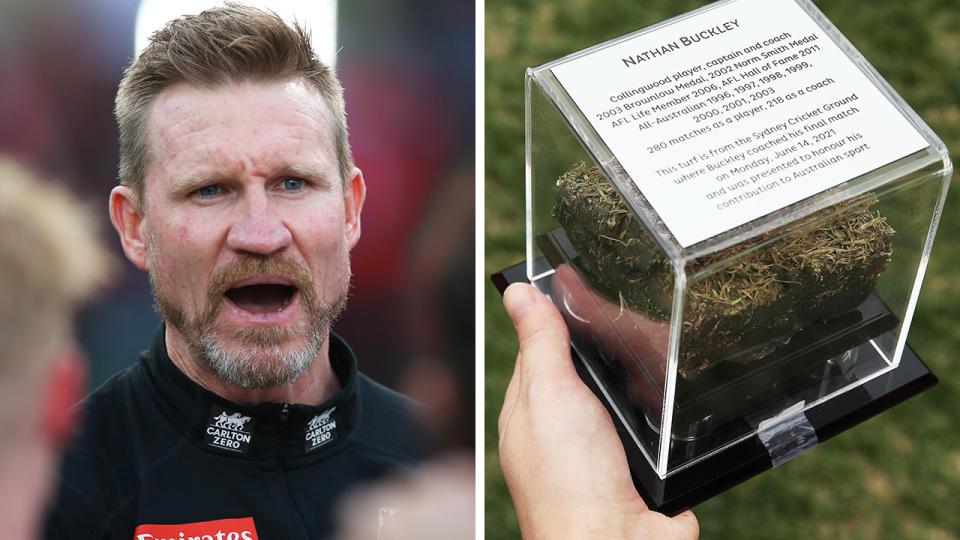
485, 0, 960, 538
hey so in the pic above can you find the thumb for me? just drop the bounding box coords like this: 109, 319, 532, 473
503, 283, 574, 380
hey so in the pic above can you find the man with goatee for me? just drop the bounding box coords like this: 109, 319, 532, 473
45, 6, 426, 539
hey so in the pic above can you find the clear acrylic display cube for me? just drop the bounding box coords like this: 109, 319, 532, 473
522, 0, 951, 508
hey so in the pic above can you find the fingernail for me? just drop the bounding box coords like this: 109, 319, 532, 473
503, 283, 537, 325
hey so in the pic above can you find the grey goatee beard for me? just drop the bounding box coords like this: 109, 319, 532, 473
149, 251, 348, 388
194, 319, 327, 389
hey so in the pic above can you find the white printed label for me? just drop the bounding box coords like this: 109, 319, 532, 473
305, 406, 338, 452
552, 0, 927, 247
205, 406, 255, 453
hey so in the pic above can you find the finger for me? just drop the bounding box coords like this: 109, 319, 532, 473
502, 283, 574, 380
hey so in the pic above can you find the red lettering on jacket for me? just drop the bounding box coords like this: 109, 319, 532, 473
133, 517, 258, 540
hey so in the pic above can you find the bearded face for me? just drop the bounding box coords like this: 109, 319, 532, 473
122, 81, 364, 390
149, 247, 348, 388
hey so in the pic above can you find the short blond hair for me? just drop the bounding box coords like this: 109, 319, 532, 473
115, 3, 353, 202
0, 157, 112, 432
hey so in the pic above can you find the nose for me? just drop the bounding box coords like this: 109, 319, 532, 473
225, 189, 293, 255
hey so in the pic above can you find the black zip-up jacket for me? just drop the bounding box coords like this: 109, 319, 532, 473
44, 325, 427, 539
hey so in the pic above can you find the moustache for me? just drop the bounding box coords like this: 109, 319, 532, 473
205, 255, 317, 316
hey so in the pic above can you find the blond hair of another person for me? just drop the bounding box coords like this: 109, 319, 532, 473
0, 157, 112, 540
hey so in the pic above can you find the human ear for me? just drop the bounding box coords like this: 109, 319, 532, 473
109, 186, 149, 270
343, 167, 366, 250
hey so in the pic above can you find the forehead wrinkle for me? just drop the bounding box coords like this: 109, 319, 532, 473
143, 80, 341, 200
163, 136, 331, 195
146, 87, 212, 151
253, 120, 338, 177
166, 139, 246, 186
280, 78, 337, 148
149, 80, 333, 152
145, 122, 227, 201
289, 108, 334, 146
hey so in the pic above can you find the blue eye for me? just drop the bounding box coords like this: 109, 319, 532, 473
282, 178, 305, 191
197, 185, 221, 197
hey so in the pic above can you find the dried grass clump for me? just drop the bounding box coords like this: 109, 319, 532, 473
553, 162, 894, 379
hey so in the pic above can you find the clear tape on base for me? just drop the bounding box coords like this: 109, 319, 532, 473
756, 401, 818, 468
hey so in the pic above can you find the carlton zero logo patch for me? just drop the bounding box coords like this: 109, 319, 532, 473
305, 406, 338, 452
133, 517, 258, 540
204, 406, 255, 453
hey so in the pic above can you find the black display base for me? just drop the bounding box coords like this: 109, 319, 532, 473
492, 260, 938, 515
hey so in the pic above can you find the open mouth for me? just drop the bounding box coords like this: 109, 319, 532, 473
225, 284, 297, 313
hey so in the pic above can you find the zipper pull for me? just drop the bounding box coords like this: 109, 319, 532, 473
280, 403, 290, 423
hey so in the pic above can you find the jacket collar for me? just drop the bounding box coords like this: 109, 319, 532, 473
141, 324, 360, 465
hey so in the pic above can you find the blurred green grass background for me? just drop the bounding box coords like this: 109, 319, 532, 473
484, 0, 960, 538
